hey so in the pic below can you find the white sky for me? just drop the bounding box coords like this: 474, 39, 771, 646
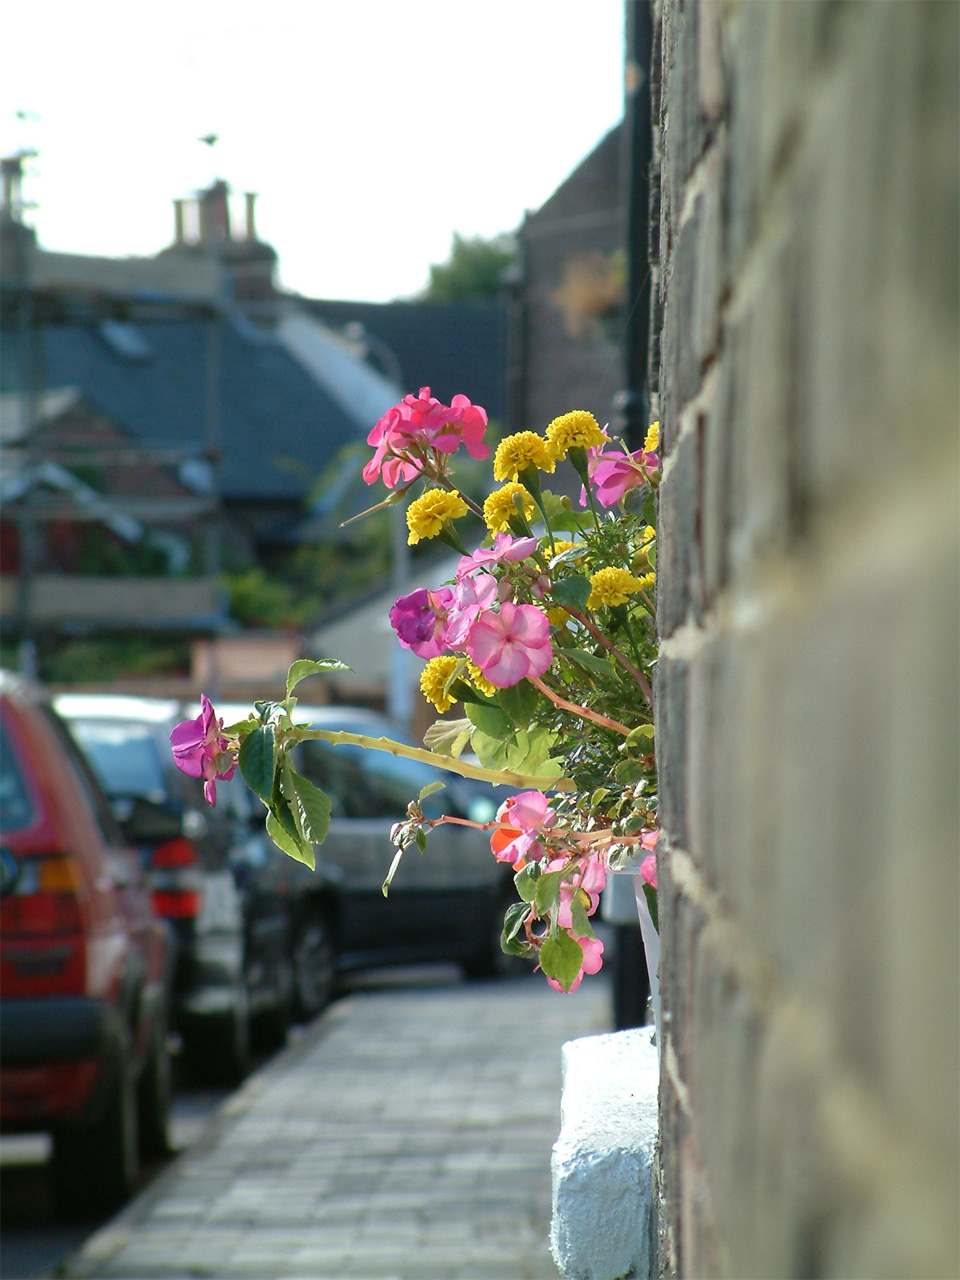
1, 1, 625, 302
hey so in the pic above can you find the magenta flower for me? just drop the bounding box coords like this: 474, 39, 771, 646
640, 855, 657, 889
170, 694, 237, 806
467, 601, 553, 687
363, 387, 489, 487
579, 443, 659, 508
489, 790, 557, 866
389, 587, 454, 659
456, 533, 538, 577
546, 935, 605, 993
444, 572, 498, 647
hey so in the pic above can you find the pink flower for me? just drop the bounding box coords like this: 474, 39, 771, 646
640, 855, 657, 889
579, 443, 659, 508
456, 533, 538, 577
444, 572, 498, 647
363, 388, 489, 487
170, 694, 237, 806
546, 934, 605, 993
467, 601, 553, 687
389, 587, 454, 659
489, 790, 557, 867
549, 854, 607, 928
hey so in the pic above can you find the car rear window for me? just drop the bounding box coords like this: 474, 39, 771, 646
0, 722, 35, 833
67, 719, 168, 803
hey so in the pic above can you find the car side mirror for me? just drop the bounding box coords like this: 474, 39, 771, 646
119, 796, 183, 844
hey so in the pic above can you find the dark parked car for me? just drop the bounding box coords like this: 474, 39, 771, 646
55, 694, 293, 1085
210, 704, 521, 987
0, 674, 172, 1216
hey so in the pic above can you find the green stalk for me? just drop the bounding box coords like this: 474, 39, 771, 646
298, 728, 572, 792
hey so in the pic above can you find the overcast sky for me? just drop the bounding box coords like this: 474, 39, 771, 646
1, 1, 625, 301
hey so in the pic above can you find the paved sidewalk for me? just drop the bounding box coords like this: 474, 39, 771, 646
65, 973, 610, 1279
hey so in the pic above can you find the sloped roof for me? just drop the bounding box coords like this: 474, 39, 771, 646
8, 313, 373, 502
300, 298, 508, 424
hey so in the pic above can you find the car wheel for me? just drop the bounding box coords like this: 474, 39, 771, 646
251, 955, 293, 1053
137, 1005, 172, 1159
183, 982, 251, 1087
463, 886, 536, 980
53, 1037, 139, 1218
292, 911, 335, 1021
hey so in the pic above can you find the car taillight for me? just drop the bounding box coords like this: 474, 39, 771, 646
0, 856, 84, 935
148, 837, 202, 918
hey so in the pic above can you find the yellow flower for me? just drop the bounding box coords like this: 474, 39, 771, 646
466, 661, 497, 698
551, 539, 576, 556
420, 655, 461, 713
643, 421, 660, 454
587, 566, 653, 609
545, 410, 605, 459
493, 431, 556, 481
483, 482, 536, 533
406, 489, 468, 545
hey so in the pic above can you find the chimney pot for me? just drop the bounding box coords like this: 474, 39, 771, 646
245, 191, 257, 242
173, 198, 185, 244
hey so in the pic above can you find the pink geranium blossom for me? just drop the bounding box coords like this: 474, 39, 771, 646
467, 601, 553, 687
579, 441, 660, 508
444, 573, 498, 647
548, 854, 607, 927
639, 828, 659, 888
363, 388, 489, 487
456, 533, 538, 577
170, 694, 237, 806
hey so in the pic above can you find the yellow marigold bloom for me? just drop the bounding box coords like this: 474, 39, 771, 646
637, 571, 656, 590
406, 489, 468, 545
587, 566, 652, 609
551, 539, 576, 556
644, 421, 660, 453
640, 525, 656, 545
493, 431, 555, 481
419, 655, 460, 713
483, 482, 536, 533
547, 607, 570, 627
545, 410, 606, 459
466, 661, 497, 698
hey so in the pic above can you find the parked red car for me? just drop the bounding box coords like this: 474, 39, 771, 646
0, 672, 172, 1217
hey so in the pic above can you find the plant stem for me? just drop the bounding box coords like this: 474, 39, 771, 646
298, 728, 572, 791
528, 675, 632, 737
566, 610, 654, 705
432, 470, 485, 519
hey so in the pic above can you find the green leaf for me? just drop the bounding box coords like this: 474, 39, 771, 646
254, 700, 281, 721
381, 845, 406, 897
534, 868, 567, 914
282, 769, 332, 846
497, 681, 540, 730
418, 780, 446, 805
221, 716, 258, 737
623, 723, 655, 748
539, 931, 584, 991
615, 758, 648, 784
265, 809, 315, 869
423, 717, 473, 759
287, 658, 351, 698
642, 881, 659, 933
564, 648, 616, 678
239, 725, 277, 802
538, 490, 595, 533
551, 575, 591, 612
500, 902, 534, 955
470, 725, 562, 779
514, 865, 539, 904
466, 700, 515, 741
570, 894, 596, 941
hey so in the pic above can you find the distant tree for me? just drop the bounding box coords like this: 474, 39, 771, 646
423, 232, 518, 301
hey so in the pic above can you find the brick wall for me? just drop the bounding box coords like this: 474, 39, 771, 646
652, 3, 959, 1276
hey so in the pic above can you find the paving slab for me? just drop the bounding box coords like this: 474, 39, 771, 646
63, 974, 610, 1280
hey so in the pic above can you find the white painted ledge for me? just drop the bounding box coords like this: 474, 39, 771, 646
551, 1027, 660, 1280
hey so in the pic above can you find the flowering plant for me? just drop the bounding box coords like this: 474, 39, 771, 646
171, 388, 661, 993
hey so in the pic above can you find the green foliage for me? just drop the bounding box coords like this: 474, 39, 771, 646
423, 231, 518, 301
